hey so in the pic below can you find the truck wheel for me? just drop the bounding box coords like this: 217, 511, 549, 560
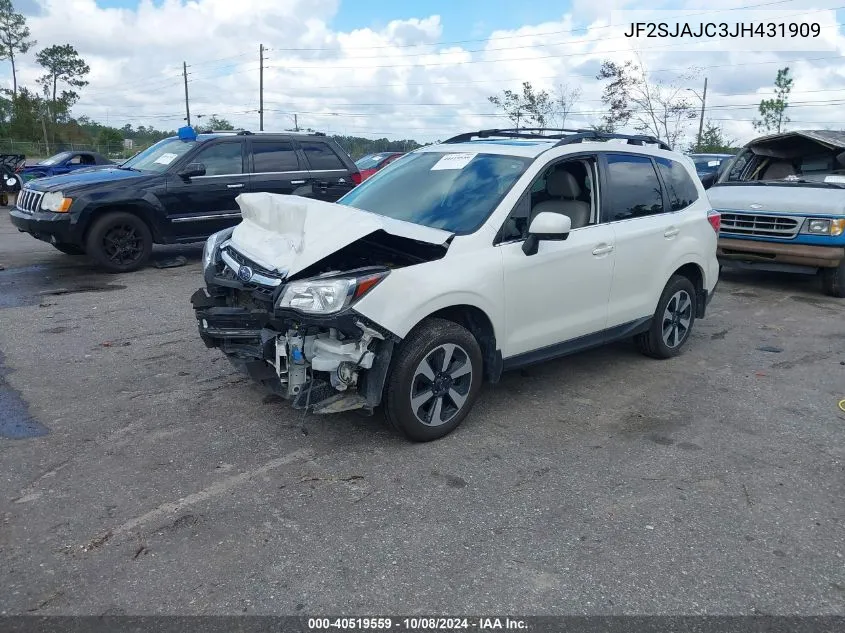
52, 243, 85, 255
383, 318, 483, 442
635, 275, 697, 359
85, 212, 152, 273
821, 260, 845, 298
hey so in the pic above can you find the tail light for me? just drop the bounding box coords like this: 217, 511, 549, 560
707, 210, 721, 233
350, 171, 362, 186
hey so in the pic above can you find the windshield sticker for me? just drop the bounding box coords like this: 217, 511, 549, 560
824, 175, 845, 183
707, 160, 720, 167
154, 152, 178, 165
431, 153, 477, 171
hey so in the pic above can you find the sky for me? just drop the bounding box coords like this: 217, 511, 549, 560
7, 0, 845, 146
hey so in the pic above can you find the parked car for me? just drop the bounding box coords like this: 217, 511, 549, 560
354, 152, 405, 181
708, 130, 845, 297
688, 153, 734, 189
0, 153, 25, 204
192, 128, 720, 441
16, 150, 114, 188
9, 127, 361, 272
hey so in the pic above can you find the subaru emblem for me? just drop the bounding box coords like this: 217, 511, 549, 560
237, 265, 253, 282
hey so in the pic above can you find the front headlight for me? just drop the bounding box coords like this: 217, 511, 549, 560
40, 191, 72, 213
202, 226, 235, 270
278, 271, 388, 315
802, 218, 845, 236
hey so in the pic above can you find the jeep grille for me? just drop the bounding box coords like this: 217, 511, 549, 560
16, 188, 44, 214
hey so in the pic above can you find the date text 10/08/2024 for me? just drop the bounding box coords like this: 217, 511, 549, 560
307, 617, 528, 630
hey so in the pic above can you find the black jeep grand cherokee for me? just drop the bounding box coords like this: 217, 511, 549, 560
9, 128, 361, 272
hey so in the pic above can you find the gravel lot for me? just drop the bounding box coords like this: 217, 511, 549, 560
1, 209, 843, 616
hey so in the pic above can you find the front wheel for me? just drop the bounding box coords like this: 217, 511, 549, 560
85, 212, 153, 273
821, 260, 845, 298
383, 318, 483, 442
635, 275, 697, 359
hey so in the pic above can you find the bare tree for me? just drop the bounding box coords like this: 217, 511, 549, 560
596, 59, 698, 148
548, 83, 582, 128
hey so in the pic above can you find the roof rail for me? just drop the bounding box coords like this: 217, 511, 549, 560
443, 128, 671, 151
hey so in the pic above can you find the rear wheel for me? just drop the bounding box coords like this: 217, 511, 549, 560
85, 212, 152, 273
383, 318, 483, 442
635, 275, 697, 359
821, 260, 845, 298
52, 242, 85, 255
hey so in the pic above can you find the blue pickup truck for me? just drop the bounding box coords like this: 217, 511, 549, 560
708, 130, 845, 297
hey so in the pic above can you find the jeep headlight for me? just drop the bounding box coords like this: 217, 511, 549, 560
802, 218, 845, 236
202, 226, 235, 270
40, 191, 73, 213
278, 272, 388, 315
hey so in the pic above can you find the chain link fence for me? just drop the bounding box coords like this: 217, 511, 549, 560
0, 140, 143, 162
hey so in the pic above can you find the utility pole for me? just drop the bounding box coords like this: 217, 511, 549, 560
696, 77, 708, 151
294, 113, 299, 132
259, 44, 264, 131
183, 61, 191, 126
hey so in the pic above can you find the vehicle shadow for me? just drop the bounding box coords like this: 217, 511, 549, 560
719, 267, 825, 296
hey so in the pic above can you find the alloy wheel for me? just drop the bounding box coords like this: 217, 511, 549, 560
409, 343, 474, 427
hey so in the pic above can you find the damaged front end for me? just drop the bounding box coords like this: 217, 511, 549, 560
191, 196, 452, 414
192, 241, 401, 414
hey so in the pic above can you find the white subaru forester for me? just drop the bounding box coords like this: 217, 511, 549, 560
192, 129, 720, 441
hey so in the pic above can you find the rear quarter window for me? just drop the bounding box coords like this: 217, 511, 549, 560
656, 157, 699, 211
301, 142, 345, 170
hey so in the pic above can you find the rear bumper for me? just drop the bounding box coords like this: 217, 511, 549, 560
717, 237, 844, 269
9, 208, 80, 245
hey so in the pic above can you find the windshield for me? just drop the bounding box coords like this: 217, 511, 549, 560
719, 147, 845, 185
121, 137, 197, 172
355, 154, 387, 170
339, 151, 532, 234
39, 152, 72, 166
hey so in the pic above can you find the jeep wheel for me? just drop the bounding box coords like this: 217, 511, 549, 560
383, 318, 483, 442
635, 275, 697, 359
821, 260, 845, 298
86, 212, 152, 273
52, 242, 85, 255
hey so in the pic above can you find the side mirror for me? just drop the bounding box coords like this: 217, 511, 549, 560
701, 172, 716, 190
522, 212, 571, 256
178, 162, 206, 180
836, 151, 845, 168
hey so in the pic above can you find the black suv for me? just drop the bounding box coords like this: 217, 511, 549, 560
9, 128, 361, 272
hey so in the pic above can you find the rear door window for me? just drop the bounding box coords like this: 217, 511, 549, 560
252, 141, 301, 173
301, 142, 345, 170
603, 153, 665, 222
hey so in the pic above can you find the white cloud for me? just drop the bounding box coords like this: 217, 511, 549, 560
4, 0, 844, 147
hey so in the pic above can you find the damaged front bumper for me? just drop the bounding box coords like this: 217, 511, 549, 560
191, 276, 395, 415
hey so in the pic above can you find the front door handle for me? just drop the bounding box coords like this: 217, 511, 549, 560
227, 183, 245, 189
664, 226, 680, 238
592, 244, 614, 256
290, 179, 306, 185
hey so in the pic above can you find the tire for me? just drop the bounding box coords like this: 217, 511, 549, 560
85, 211, 153, 273
52, 242, 85, 255
635, 275, 698, 359
821, 260, 845, 298
383, 317, 483, 442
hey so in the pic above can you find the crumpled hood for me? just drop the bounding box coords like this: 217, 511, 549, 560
708, 183, 845, 216
229, 192, 454, 277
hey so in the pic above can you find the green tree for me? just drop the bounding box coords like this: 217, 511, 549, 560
689, 122, 738, 153
205, 115, 234, 130
0, 0, 35, 101
753, 66, 792, 134
36, 44, 90, 119
488, 82, 552, 128
97, 128, 123, 152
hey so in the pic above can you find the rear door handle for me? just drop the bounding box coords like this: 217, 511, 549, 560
664, 226, 680, 238
290, 180, 306, 185
227, 183, 245, 189
592, 244, 614, 256
316, 181, 329, 188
